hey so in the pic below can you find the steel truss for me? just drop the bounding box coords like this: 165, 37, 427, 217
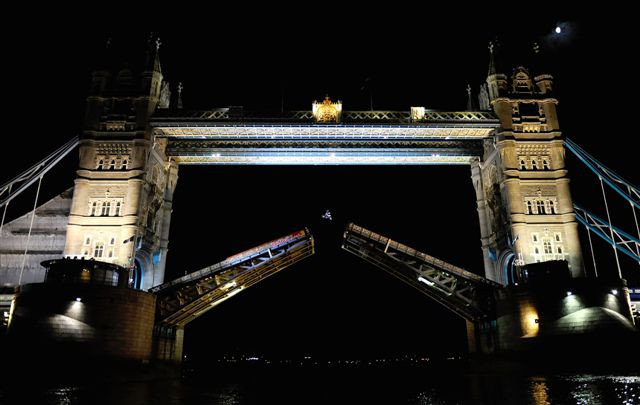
154, 109, 497, 124
151, 229, 315, 327
342, 223, 500, 321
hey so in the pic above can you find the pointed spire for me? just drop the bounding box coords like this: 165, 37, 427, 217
466, 84, 474, 111
488, 41, 496, 76
145, 32, 162, 74
177, 82, 183, 109
96, 36, 114, 72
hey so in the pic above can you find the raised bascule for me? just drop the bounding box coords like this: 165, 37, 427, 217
1, 38, 638, 363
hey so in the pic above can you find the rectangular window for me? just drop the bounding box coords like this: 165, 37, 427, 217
536, 200, 545, 214
94, 242, 104, 258
554, 233, 562, 243
543, 239, 553, 254
101, 202, 111, 216
531, 233, 539, 243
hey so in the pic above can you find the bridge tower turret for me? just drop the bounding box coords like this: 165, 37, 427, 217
471, 49, 584, 285
63, 35, 178, 290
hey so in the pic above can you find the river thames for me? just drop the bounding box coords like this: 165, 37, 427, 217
1, 361, 639, 404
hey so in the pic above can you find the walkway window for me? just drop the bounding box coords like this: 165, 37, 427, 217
94, 242, 104, 258
109, 160, 116, 170
519, 159, 527, 170
122, 160, 128, 170
97, 160, 104, 170
542, 159, 550, 170
531, 159, 538, 170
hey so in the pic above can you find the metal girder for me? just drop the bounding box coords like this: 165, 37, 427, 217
151, 229, 315, 327
342, 223, 500, 321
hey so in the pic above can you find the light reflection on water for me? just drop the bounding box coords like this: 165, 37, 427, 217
1, 371, 639, 404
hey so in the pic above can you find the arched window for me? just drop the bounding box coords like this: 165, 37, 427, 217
97, 160, 104, 170
109, 159, 116, 170
84, 236, 91, 245
549, 200, 556, 214
90, 202, 98, 216
101, 201, 111, 216
108, 249, 114, 258
543, 240, 553, 254
94, 242, 104, 258
536, 200, 545, 214
557, 246, 563, 254
115, 202, 121, 216
519, 159, 527, 170
110, 237, 115, 245
542, 159, 550, 170
531, 159, 538, 170
122, 160, 128, 170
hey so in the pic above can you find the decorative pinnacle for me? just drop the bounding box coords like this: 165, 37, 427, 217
155, 37, 162, 51
177, 82, 183, 94
533, 42, 540, 54
466, 84, 472, 96
487, 41, 496, 76
105, 37, 112, 49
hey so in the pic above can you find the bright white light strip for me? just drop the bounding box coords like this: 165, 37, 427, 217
226, 288, 243, 298
418, 276, 435, 286
223, 281, 237, 290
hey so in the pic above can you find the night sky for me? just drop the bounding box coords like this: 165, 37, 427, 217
1, 12, 637, 359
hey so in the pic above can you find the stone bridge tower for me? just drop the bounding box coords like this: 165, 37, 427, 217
472, 45, 584, 284
63, 37, 178, 290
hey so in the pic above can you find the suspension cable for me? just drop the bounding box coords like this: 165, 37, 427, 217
18, 175, 43, 285
0, 183, 12, 237
630, 185, 640, 265
586, 226, 598, 278
599, 176, 622, 278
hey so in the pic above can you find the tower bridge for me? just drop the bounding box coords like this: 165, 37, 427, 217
1, 37, 638, 364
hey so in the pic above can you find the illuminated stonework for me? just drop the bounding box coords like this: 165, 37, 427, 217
312, 96, 342, 123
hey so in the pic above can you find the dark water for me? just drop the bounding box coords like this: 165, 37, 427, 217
1, 365, 639, 404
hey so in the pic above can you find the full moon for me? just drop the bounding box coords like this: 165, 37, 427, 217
555, 26, 562, 34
